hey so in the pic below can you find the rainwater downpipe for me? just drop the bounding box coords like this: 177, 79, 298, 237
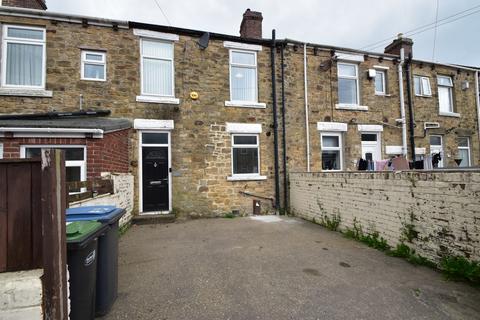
271, 30, 281, 213
303, 43, 311, 171
280, 44, 288, 212
405, 53, 416, 161
398, 47, 408, 157
476, 71, 480, 162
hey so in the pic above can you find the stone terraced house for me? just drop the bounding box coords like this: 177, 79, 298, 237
0, 0, 478, 219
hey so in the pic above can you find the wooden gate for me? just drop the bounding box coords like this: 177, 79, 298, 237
0, 150, 69, 319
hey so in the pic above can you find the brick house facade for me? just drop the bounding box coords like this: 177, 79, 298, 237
0, 2, 478, 218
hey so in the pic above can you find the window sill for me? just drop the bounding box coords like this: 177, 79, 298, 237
335, 104, 368, 111
415, 94, 432, 98
439, 112, 460, 118
225, 101, 267, 109
0, 88, 53, 98
375, 93, 392, 97
227, 175, 267, 181
136, 95, 180, 104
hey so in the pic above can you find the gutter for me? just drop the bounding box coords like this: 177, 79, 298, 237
398, 48, 408, 157
271, 30, 280, 213
303, 43, 311, 172
0, 127, 104, 138
0, 6, 128, 29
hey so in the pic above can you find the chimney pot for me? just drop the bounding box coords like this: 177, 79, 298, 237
240, 9, 263, 39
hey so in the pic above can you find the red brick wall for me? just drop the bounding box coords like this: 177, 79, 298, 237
0, 128, 130, 179
2, 0, 47, 10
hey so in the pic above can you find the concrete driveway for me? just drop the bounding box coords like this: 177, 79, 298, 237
103, 217, 480, 320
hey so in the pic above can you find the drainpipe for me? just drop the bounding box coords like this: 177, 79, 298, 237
398, 48, 408, 157
280, 44, 288, 213
476, 71, 480, 164
303, 43, 311, 171
405, 53, 416, 161
271, 30, 280, 213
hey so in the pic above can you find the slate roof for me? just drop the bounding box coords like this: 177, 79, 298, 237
0, 117, 132, 133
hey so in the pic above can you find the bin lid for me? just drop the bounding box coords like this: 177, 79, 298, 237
66, 205, 126, 224
66, 221, 103, 242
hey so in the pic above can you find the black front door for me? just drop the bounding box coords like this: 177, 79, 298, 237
142, 147, 169, 212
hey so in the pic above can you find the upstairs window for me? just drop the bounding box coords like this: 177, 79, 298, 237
229, 50, 258, 102
81, 51, 106, 81
457, 137, 471, 167
231, 134, 260, 176
437, 76, 454, 113
374, 70, 386, 95
140, 39, 174, 97
413, 75, 432, 97
338, 63, 359, 105
2, 25, 46, 89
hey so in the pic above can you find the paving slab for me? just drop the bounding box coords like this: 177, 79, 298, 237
102, 217, 480, 320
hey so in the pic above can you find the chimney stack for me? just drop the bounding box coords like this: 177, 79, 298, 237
384, 33, 413, 57
1, 0, 47, 10
240, 9, 263, 39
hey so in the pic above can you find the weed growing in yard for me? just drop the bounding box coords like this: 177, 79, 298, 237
343, 219, 390, 251
387, 243, 436, 268
322, 214, 341, 231
399, 211, 419, 243
118, 222, 131, 237
224, 213, 235, 219
440, 256, 480, 284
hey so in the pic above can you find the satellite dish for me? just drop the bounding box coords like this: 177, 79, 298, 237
197, 32, 210, 50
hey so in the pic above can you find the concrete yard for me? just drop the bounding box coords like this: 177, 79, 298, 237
103, 217, 480, 320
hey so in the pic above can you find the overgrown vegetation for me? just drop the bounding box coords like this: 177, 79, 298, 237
321, 214, 341, 231
440, 256, 480, 284
119, 222, 131, 237
399, 211, 419, 243
387, 243, 436, 268
224, 213, 236, 219
343, 218, 390, 251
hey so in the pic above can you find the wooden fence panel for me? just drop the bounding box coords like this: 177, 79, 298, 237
6, 162, 33, 271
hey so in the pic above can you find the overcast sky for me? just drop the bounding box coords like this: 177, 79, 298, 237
47, 0, 480, 66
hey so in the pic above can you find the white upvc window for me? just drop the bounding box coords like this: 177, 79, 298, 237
437, 76, 454, 114
0, 143, 3, 159
229, 49, 258, 103
429, 135, 444, 168
413, 75, 432, 97
230, 133, 266, 180
140, 38, 175, 97
374, 69, 386, 95
337, 62, 360, 106
21, 145, 87, 190
320, 132, 343, 171
457, 137, 471, 167
81, 51, 106, 81
1, 25, 46, 89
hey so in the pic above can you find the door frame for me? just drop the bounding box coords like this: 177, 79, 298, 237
360, 132, 382, 161
138, 130, 172, 215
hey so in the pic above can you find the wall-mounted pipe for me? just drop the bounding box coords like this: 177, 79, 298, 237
280, 44, 288, 212
476, 71, 480, 164
303, 43, 311, 171
270, 29, 280, 213
398, 48, 408, 157
405, 53, 416, 161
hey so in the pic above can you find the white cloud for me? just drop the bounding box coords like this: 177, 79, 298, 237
47, 0, 480, 66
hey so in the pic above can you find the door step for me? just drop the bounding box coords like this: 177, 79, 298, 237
132, 214, 176, 225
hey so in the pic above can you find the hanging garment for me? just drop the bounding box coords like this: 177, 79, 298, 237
424, 156, 433, 170
392, 156, 410, 171
432, 153, 442, 168
358, 158, 368, 171
414, 160, 424, 170
367, 160, 375, 171
375, 159, 389, 171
